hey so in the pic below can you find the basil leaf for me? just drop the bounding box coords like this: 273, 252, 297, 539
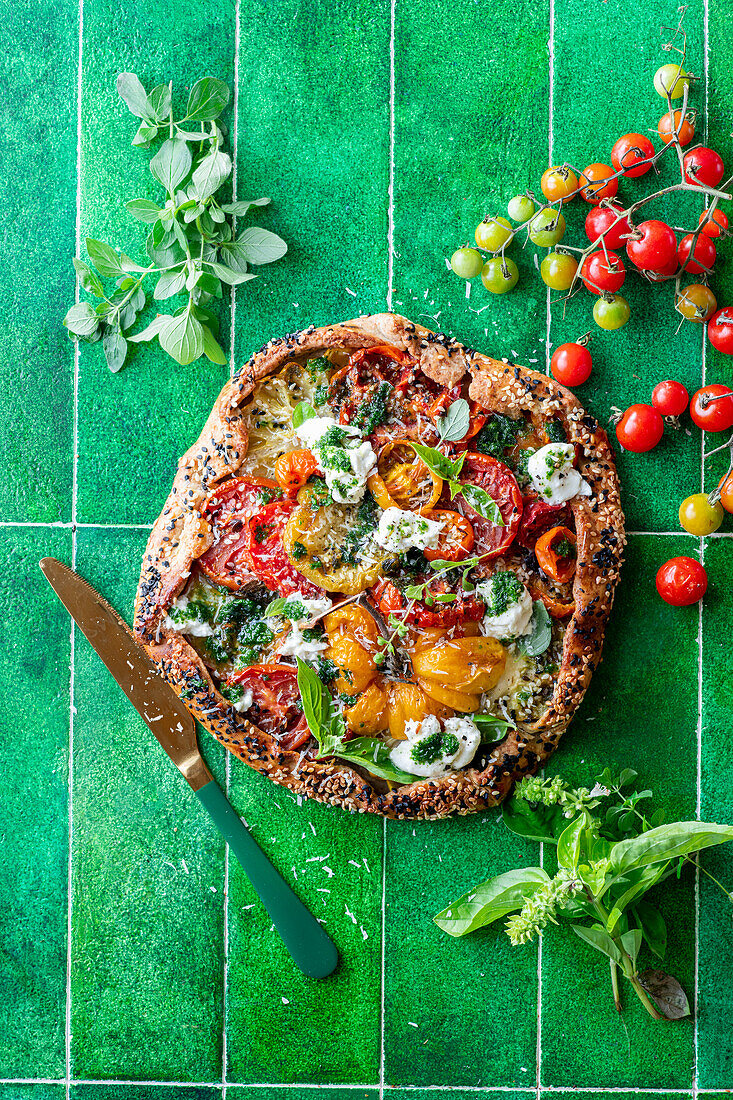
334, 738, 416, 785
148, 83, 172, 122
638, 970, 691, 1019
455, 482, 505, 526
201, 325, 227, 366
296, 657, 330, 744
116, 72, 153, 120
225, 227, 288, 267
185, 77, 230, 121
572, 925, 623, 966
606, 864, 672, 931
220, 197, 271, 216
501, 793, 567, 844
72, 259, 103, 297
153, 266, 186, 301
192, 148, 232, 202
292, 401, 316, 429
434, 867, 550, 937
86, 238, 124, 278
410, 442, 465, 482
127, 314, 171, 344
150, 138, 192, 194
519, 600, 552, 657
470, 712, 515, 742
132, 122, 159, 147
632, 900, 667, 960
557, 813, 590, 871
265, 597, 288, 618
158, 311, 204, 365
207, 262, 256, 286
436, 398, 470, 442
63, 301, 100, 338
610, 821, 733, 875
102, 329, 128, 373
125, 198, 161, 224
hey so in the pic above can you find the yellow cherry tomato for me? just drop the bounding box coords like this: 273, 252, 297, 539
679, 493, 724, 535
541, 166, 579, 204
675, 284, 717, 322
654, 64, 690, 99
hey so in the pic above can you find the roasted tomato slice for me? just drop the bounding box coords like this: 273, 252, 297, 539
422, 509, 475, 561
329, 344, 414, 424
227, 663, 310, 750
244, 500, 322, 599
529, 576, 575, 619
454, 452, 523, 557
371, 576, 485, 628
535, 526, 577, 585
199, 476, 283, 590
517, 499, 572, 549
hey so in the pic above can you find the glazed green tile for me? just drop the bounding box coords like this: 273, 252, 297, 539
231, 0, 390, 363
551, 0, 706, 534
75, 0, 234, 526
71, 528, 226, 1080
225, 766, 383, 1083
392, 0, 550, 359
384, 813, 539, 1087
0, 1088, 65, 1100
384, 1092, 533, 1100
71, 1089, 218, 1100
540, 535, 697, 1087
0, 527, 71, 1077
698, 536, 733, 1089
229, 1092, 376, 1100
0, 0, 76, 522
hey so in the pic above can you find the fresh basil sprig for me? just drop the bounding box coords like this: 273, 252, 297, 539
296, 659, 415, 784
435, 398, 470, 443
410, 442, 504, 527
292, 401, 317, 429
63, 73, 287, 372
435, 768, 733, 1021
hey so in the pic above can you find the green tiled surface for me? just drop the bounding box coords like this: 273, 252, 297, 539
5, 0, 733, 1091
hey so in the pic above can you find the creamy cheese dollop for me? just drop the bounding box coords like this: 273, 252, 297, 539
527, 442, 592, 505
294, 414, 377, 504
277, 621, 329, 661
374, 507, 443, 553
163, 595, 214, 637
389, 714, 481, 778
231, 688, 254, 713
476, 572, 534, 639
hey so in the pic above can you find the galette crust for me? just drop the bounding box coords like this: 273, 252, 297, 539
134, 313, 625, 819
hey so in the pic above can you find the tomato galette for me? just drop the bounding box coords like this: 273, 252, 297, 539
134, 313, 624, 818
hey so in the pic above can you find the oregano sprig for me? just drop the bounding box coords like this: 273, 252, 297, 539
63, 73, 287, 372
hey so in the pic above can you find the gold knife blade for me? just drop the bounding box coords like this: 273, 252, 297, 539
39, 557, 212, 791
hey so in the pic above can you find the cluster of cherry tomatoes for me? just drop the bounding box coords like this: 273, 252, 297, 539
449, 63, 733, 351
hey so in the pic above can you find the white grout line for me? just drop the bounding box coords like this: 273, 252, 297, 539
378, 815, 387, 1100
386, 0, 396, 312
228, 0, 241, 382
66, 0, 84, 1091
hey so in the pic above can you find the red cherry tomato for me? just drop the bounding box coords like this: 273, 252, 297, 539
455, 452, 523, 557
626, 220, 677, 273
227, 664, 310, 749
683, 147, 725, 188
718, 472, 733, 513
585, 204, 631, 249
611, 133, 655, 178
656, 557, 708, 606
199, 476, 285, 590
708, 307, 733, 355
699, 208, 729, 238
550, 342, 593, 386
645, 255, 679, 282
658, 110, 695, 147
517, 500, 572, 548
652, 380, 689, 417
689, 384, 733, 432
422, 508, 475, 562
580, 250, 626, 295
579, 163, 618, 203
615, 404, 664, 452
678, 232, 716, 275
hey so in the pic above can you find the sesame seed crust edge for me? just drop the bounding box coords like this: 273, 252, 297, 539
133, 312, 625, 820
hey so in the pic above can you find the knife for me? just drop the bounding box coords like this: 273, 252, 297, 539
39, 557, 339, 980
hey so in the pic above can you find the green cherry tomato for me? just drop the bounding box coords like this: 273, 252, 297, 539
528, 208, 567, 247
654, 63, 690, 99
475, 216, 514, 252
679, 493, 724, 536
593, 294, 630, 331
450, 247, 483, 279
508, 195, 536, 222
540, 252, 578, 290
481, 256, 519, 294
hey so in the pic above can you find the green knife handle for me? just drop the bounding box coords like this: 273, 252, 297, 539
196, 779, 338, 979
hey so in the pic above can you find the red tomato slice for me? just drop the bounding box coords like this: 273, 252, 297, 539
199, 477, 283, 590
244, 500, 322, 599
517, 499, 573, 549
370, 576, 485, 628
227, 663, 310, 750
455, 453, 523, 557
